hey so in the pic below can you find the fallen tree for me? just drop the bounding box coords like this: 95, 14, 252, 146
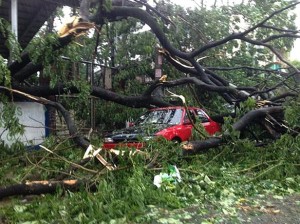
182, 106, 285, 154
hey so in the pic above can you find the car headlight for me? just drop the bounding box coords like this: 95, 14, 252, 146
104, 137, 114, 143
143, 136, 154, 141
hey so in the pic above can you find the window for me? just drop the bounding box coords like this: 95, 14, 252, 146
184, 110, 196, 123
196, 109, 209, 123
136, 109, 183, 125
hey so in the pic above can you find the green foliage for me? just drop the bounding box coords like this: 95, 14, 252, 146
236, 97, 256, 117
0, 132, 300, 223
0, 55, 11, 87
0, 95, 24, 145
291, 60, 300, 68
28, 33, 60, 66
0, 133, 299, 222
0, 18, 21, 62
95, 101, 144, 130
27, 33, 89, 85
284, 96, 300, 129
164, 1, 296, 92
103, 0, 113, 12
0, 19, 24, 145
222, 116, 241, 141
0, 1, 299, 222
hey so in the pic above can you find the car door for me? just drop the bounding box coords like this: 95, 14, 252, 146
177, 109, 195, 141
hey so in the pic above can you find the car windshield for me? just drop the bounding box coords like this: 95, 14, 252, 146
136, 109, 183, 125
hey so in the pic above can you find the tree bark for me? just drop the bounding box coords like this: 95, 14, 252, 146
0, 180, 96, 199
182, 106, 284, 155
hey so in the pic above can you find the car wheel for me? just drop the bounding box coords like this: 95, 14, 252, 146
171, 138, 181, 144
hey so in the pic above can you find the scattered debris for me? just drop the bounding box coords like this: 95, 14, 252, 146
83, 144, 115, 170
153, 165, 182, 188
58, 16, 94, 38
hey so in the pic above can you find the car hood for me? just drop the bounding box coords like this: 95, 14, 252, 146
106, 124, 172, 142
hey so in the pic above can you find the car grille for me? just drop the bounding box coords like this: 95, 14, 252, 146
113, 137, 139, 143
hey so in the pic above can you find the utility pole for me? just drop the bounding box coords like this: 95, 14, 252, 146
10, 0, 18, 62
11, 0, 18, 39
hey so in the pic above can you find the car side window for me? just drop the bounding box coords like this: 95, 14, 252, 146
196, 109, 209, 123
166, 109, 182, 124
184, 110, 196, 123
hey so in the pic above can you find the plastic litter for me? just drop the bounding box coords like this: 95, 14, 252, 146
153, 165, 182, 188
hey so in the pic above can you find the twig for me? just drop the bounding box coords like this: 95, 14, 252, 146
21, 143, 77, 181
24, 154, 79, 180
202, 148, 227, 167
39, 145, 98, 174
231, 160, 281, 174
250, 161, 283, 181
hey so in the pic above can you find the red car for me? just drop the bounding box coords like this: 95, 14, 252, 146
103, 106, 221, 149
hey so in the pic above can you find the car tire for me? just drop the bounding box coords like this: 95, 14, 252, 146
171, 137, 181, 144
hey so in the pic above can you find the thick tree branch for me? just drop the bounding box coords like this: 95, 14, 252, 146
232, 106, 283, 131
262, 33, 300, 43
0, 180, 96, 199
189, 3, 300, 57
9, 35, 73, 80
143, 77, 247, 99
13, 83, 171, 108
239, 36, 299, 72
183, 106, 284, 154
269, 92, 298, 102
261, 24, 299, 33
0, 86, 90, 149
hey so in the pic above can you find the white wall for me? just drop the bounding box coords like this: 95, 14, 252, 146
0, 102, 47, 146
